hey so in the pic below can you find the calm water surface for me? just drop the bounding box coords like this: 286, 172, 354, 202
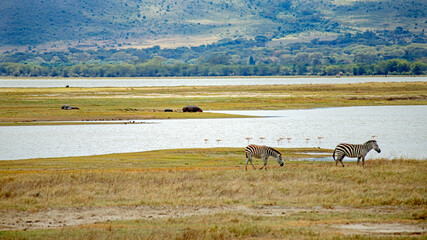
0, 76, 425, 88
1, 106, 426, 161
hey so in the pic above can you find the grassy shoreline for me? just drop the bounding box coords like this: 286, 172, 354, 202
0, 148, 426, 238
0, 147, 425, 209
0, 81, 426, 125
1, 80, 426, 238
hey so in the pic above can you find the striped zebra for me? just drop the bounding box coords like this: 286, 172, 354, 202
245, 144, 284, 171
333, 140, 381, 167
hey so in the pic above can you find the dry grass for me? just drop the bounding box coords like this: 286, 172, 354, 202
0, 148, 426, 238
2, 212, 425, 240
1, 81, 426, 238
0, 149, 425, 211
3, 161, 425, 210
0, 82, 426, 123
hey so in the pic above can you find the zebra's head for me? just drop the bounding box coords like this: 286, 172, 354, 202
366, 140, 381, 153
268, 147, 284, 167
276, 154, 284, 167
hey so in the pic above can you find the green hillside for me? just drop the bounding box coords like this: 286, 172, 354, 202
0, 0, 426, 77
1, 0, 425, 51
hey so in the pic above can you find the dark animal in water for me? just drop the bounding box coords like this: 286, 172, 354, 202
164, 109, 173, 112
61, 105, 79, 110
182, 105, 203, 112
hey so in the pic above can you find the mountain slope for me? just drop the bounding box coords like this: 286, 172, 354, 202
0, 0, 425, 51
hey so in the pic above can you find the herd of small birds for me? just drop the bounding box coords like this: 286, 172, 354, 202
203, 135, 377, 145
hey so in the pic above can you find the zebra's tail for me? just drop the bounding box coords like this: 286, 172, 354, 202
332, 149, 336, 161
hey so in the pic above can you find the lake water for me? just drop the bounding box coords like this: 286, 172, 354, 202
0, 76, 425, 88
1, 106, 426, 161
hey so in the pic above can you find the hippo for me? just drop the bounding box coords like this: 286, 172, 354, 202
182, 105, 203, 112
61, 105, 79, 110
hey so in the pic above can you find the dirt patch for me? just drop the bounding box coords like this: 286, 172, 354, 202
1, 205, 426, 233
348, 95, 427, 101
335, 223, 426, 235
1, 205, 295, 230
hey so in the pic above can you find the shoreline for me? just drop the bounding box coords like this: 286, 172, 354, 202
1, 75, 426, 80
0, 154, 425, 238
1, 81, 426, 124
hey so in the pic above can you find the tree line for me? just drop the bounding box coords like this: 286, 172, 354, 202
1, 59, 425, 77
0, 29, 426, 77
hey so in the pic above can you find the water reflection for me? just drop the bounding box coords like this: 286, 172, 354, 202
0, 106, 426, 160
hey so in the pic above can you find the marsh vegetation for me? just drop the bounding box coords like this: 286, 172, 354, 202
1, 81, 426, 124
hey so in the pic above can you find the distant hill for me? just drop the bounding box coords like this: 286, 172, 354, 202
1, 0, 426, 52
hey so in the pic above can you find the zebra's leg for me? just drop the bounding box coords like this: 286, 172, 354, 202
245, 156, 255, 171
250, 157, 256, 170
362, 156, 365, 168
357, 157, 361, 165
335, 153, 341, 166
264, 157, 268, 170
259, 157, 267, 170
338, 156, 345, 167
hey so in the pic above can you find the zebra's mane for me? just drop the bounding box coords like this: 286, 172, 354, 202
365, 140, 377, 144
268, 147, 281, 156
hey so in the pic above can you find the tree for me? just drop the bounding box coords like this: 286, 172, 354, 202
411, 62, 426, 75
352, 46, 378, 64
248, 56, 255, 65
207, 53, 230, 65
294, 52, 310, 65
294, 63, 307, 75
324, 65, 340, 76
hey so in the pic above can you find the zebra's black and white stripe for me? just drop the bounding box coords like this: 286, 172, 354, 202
333, 140, 381, 167
245, 144, 284, 171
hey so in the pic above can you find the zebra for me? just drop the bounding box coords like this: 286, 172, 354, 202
333, 140, 381, 167
245, 144, 284, 171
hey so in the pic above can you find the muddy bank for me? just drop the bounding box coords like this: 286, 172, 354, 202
1, 205, 425, 236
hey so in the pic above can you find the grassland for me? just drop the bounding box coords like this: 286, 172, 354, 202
0, 80, 426, 238
0, 81, 426, 125
0, 148, 426, 239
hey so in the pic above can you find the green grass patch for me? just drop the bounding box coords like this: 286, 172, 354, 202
1, 82, 426, 124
